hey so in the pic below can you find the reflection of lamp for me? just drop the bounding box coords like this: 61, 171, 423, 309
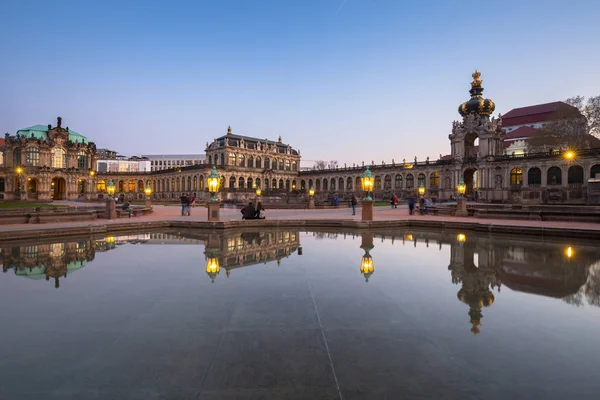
359, 233, 375, 282
206, 256, 220, 283
565, 246, 574, 259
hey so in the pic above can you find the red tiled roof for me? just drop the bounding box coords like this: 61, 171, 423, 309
502, 101, 580, 127
439, 154, 452, 161
0, 138, 5, 147
504, 126, 543, 140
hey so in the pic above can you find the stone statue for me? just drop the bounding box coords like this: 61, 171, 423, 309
403, 158, 406, 165
414, 156, 417, 164
392, 158, 395, 166
57, 116, 62, 128
426, 156, 429, 164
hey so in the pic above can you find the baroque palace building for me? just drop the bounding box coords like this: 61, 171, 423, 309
2, 71, 600, 203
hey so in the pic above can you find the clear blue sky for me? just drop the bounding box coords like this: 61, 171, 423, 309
2, 0, 599, 166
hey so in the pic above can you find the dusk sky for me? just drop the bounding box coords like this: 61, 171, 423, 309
2, 0, 599, 167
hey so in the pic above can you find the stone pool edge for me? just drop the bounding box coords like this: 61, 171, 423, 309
0, 219, 598, 243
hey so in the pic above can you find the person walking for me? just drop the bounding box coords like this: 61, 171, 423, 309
186, 195, 192, 216
180, 193, 188, 216
351, 194, 358, 215
190, 195, 196, 208
408, 196, 415, 215
424, 196, 430, 216
392, 193, 398, 209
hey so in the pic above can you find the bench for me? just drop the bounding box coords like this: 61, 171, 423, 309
428, 207, 456, 216
116, 207, 152, 218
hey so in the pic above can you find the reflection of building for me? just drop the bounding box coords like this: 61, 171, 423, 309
1, 240, 95, 288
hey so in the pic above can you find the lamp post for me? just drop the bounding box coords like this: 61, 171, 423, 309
144, 182, 152, 209
207, 166, 221, 222
361, 166, 374, 221
15, 166, 23, 200
106, 179, 117, 219
456, 179, 468, 217
418, 183, 425, 215
255, 185, 262, 202
359, 232, 375, 282
308, 187, 316, 209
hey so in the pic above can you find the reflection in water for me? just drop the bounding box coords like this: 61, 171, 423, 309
2, 230, 600, 333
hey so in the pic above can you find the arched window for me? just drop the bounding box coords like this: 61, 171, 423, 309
316, 179, 321, 191
256, 157, 262, 169
384, 175, 391, 189
138, 180, 144, 192
129, 180, 136, 192
279, 160, 284, 170
323, 179, 328, 191
285, 160, 291, 171
356, 176, 361, 190
52, 148, 66, 168
239, 154, 245, 167
279, 179, 284, 189
171, 178, 175, 191
527, 167, 541, 185
430, 172, 440, 187
26, 148, 39, 166
193, 176, 198, 190
255, 178, 261, 188
292, 161, 297, 171
176, 177, 181, 191
27, 178, 38, 193
239, 177, 245, 188
13, 149, 21, 166
375, 176, 381, 190
97, 180, 106, 192
592, 164, 600, 179
265, 158, 270, 169
208, 155, 212, 165
568, 165, 584, 184
510, 168, 523, 185
417, 173, 426, 187
547, 166, 562, 185
229, 153, 236, 166
77, 151, 88, 169
444, 176, 451, 189
199, 176, 204, 190
330, 178, 336, 191
118, 180, 125, 192
395, 174, 402, 189
301, 180, 306, 190
77, 179, 85, 194
272, 178, 277, 189
347, 177, 353, 190
406, 174, 414, 188
247, 156, 254, 168
229, 176, 236, 189
286, 180, 291, 191
247, 177, 253, 188
220, 153, 225, 166
292, 180, 297, 190
338, 177, 344, 191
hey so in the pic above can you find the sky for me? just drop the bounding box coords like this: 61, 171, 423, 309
1, 0, 599, 167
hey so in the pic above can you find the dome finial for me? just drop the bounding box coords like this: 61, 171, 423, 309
227, 125, 232, 135
471, 70, 482, 88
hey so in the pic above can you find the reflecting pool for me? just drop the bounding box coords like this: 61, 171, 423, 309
1, 230, 600, 399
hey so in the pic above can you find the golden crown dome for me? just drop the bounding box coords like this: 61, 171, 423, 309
458, 70, 496, 117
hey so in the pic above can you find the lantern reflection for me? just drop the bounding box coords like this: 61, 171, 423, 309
359, 232, 375, 282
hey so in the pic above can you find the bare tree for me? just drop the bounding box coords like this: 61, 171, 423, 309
538, 96, 600, 150
313, 160, 327, 170
327, 160, 339, 169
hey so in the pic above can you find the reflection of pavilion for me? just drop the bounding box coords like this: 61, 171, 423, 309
1, 241, 95, 288
203, 231, 300, 281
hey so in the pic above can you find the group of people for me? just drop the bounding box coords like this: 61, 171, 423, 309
241, 201, 266, 220
407, 196, 432, 215
180, 193, 196, 216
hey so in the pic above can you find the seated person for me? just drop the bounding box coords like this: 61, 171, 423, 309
241, 202, 256, 220
255, 202, 266, 219
122, 201, 133, 218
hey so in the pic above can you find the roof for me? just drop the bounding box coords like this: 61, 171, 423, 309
502, 101, 581, 127
503, 126, 544, 140
212, 132, 299, 155
16, 124, 88, 144
142, 154, 206, 159
0, 137, 5, 148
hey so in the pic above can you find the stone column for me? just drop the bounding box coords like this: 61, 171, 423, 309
207, 201, 220, 222
361, 200, 373, 221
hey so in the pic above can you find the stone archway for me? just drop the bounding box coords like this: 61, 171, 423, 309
463, 168, 479, 198
51, 177, 66, 200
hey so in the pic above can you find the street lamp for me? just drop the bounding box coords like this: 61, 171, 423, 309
15, 166, 23, 199
207, 166, 221, 221
106, 179, 117, 219
308, 187, 316, 209
89, 170, 96, 177
457, 233, 466, 243
418, 183, 425, 197
106, 179, 116, 199
361, 166, 374, 200
455, 179, 468, 217
564, 150, 575, 160
144, 182, 153, 209
255, 186, 262, 197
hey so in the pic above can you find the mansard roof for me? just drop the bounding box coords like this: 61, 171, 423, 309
212, 132, 299, 156
16, 124, 88, 144
501, 101, 581, 127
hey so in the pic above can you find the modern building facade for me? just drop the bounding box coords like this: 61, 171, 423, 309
96, 156, 151, 173
142, 154, 207, 171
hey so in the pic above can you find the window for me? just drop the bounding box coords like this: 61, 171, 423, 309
239, 177, 245, 188
395, 174, 403, 189
510, 168, 523, 185
406, 174, 414, 188
547, 167, 562, 185
527, 168, 541, 185
77, 151, 88, 169
247, 156, 254, 168
375, 176, 381, 190
256, 157, 262, 169
97, 180, 106, 192
239, 154, 245, 167
247, 177, 253, 188
279, 160, 284, 170
568, 165, 584, 184
229, 154, 236, 166
129, 180, 136, 192
430, 172, 440, 187
0, 177, 5, 192
26, 148, 39, 166
264, 158, 270, 169
292, 162, 297, 171
591, 164, 600, 179
285, 160, 290, 171
13, 149, 22, 166
417, 173, 426, 187
52, 149, 66, 168
229, 176, 236, 189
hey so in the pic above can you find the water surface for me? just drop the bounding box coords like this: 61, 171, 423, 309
1, 229, 599, 399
